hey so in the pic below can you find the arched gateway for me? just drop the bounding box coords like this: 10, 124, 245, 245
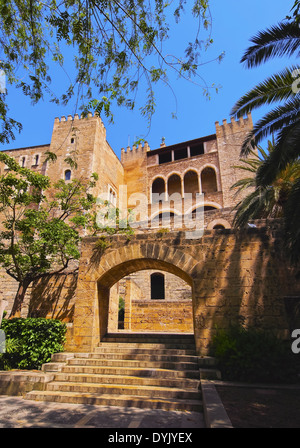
66, 226, 292, 356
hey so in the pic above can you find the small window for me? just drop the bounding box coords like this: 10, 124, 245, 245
71, 137, 75, 144
213, 224, 225, 229
21, 157, 26, 167
151, 273, 165, 300
159, 151, 172, 165
64, 169, 71, 181
34, 155, 39, 165
109, 188, 117, 206
174, 147, 187, 161
190, 143, 204, 157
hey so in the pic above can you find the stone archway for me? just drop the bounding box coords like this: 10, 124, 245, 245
69, 237, 201, 353
66, 228, 292, 356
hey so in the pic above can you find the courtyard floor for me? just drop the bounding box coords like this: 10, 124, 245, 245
1, 383, 300, 429
216, 383, 300, 428
0, 394, 205, 429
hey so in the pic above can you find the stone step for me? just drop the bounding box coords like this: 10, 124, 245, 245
49, 352, 216, 368
97, 342, 195, 350
61, 364, 200, 379
103, 332, 195, 340
94, 346, 197, 356
54, 372, 200, 389
26, 333, 204, 413
62, 352, 199, 364
26, 390, 203, 412
102, 333, 195, 347
46, 381, 201, 400
67, 357, 199, 371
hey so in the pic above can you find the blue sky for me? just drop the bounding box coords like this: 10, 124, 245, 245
2, 1, 296, 159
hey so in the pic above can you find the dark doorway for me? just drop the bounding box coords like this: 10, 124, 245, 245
151, 273, 165, 300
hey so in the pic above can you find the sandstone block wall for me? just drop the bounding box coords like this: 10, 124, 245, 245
64, 222, 299, 354
114, 269, 193, 333
216, 114, 255, 208
130, 301, 193, 333
46, 114, 125, 203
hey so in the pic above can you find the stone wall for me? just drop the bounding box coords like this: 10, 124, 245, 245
0, 144, 50, 176
131, 301, 193, 333
216, 114, 255, 208
115, 269, 193, 333
121, 144, 149, 221
66, 221, 299, 355
2, 220, 299, 355
46, 114, 125, 203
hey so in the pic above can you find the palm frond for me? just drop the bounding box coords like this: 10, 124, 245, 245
231, 146, 267, 195
240, 97, 300, 155
233, 188, 269, 227
256, 119, 300, 186
231, 177, 256, 197
231, 66, 299, 118
241, 21, 300, 68
232, 177, 257, 187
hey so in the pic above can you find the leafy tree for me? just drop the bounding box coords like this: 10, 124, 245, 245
0, 152, 98, 317
0, 0, 222, 143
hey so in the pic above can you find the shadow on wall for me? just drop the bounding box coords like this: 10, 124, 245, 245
193, 224, 296, 354
28, 273, 77, 322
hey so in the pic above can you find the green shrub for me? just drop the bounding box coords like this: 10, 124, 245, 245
211, 324, 298, 383
0, 318, 66, 370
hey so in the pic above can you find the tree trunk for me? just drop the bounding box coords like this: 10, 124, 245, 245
9, 278, 31, 318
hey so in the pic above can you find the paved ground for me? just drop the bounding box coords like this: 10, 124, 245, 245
0, 395, 205, 428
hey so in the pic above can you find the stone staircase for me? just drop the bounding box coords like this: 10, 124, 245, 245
26, 333, 216, 412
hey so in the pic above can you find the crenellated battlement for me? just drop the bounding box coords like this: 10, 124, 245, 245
54, 112, 105, 127
215, 113, 253, 137
121, 141, 150, 163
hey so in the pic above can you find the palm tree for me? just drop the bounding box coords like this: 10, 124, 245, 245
231, 6, 300, 263
231, 19, 300, 187
231, 140, 300, 229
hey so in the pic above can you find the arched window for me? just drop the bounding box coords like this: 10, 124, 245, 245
152, 177, 165, 203
184, 170, 199, 199
64, 169, 71, 181
191, 206, 218, 220
167, 174, 182, 197
152, 212, 175, 227
204, 206, 218, 211
109, 188, 117, 206
151, 273, 165, 300
213, 224, 225, 229
201, 167, 218, 193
